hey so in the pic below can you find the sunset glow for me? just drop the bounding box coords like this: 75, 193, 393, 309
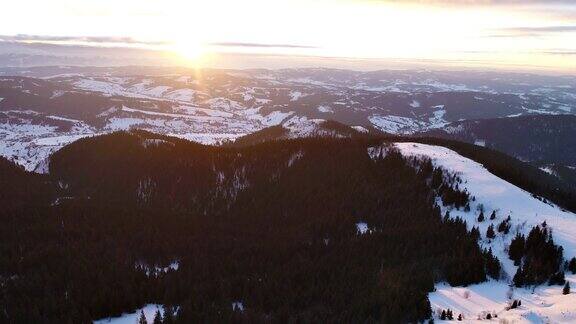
2, 0, 575, 72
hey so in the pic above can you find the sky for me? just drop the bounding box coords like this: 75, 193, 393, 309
2, 0, 576, 73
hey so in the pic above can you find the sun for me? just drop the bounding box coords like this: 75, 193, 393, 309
172, 40, 208, 65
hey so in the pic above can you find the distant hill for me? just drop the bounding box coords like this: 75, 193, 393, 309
420, 115, 576, 165
231, 119, 381, 147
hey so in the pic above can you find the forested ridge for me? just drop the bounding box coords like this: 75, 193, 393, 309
0, 130, 572, 323
394, 137, 576, 213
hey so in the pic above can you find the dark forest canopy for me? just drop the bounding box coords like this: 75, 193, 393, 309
0, 130, 571, 323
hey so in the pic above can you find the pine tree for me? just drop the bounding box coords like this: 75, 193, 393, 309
497, 219, 510, 234
490, 210, 496, 220
549, 271, 565, 286
153, 309, 163, 324
440, 310, 446, 320
486, 225, 495, 239
513, 267, 524, 287
477, 211, 485, 222
470, 227, 481, 241
511, 300, 518, 309
138, 310, 148, 324
509, 233, 525, 266
568, 257, 576, 274
563, 282, 571, 295
447, 309, 453, 320
484, 248, 501, 279
457, 314, 463, 321
162, 305, 174, 324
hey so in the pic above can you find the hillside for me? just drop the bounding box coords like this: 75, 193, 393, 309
1, 132, 576, 323
389, 143, 576, 322
2, 131, 494, 323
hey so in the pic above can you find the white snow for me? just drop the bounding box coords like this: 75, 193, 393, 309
369, 115, 424, 134
382, 142, 576, 323
289, 90, 307, 101
474, 140, 486, 147
232, 301, 244, 312
352, 126, 369, 133
430, 277, 576, 323
356, 222, 369, 235
558, 106, 572, 113
429, 109, 449, 129
317, 105, 334, 113
94, 304, 165, 324
136, 261, 180, 277
142, 138, 175, 148
540, 166, 557, 177
409, 100, 421, 108
287, 150, 304, 167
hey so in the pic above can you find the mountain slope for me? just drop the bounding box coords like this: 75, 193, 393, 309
231, 119, 378, 147
3, 132, 494, 323
388, 142, 576, 322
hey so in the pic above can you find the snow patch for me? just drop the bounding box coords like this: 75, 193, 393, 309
317, 105, 334, 113
356, 222, 369, 235
94, 304, 165, 324
352, 126, 369, 133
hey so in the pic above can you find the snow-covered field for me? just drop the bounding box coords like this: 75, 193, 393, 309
389, 142, 576, 323
430, 278, 576, 323
93, 304, 164, 324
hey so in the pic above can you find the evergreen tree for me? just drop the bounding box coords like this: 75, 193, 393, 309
497, 219, 510, 234
563, 282, 570, 295
162, 305, 174, 324
470, 226, 481, 241
153, 309, 163, 324
477, 211, 485, 222
486, 225, 495, 239
440, 310, 446, 320
568, 257, 576, 274
549, 271, 565, 286
490, 211, 496, 220
513, 267, 524, 287
509, 233, 525, 266
138, 310, 148, 324
457, 314, 463, 321
484, 248, 501, 279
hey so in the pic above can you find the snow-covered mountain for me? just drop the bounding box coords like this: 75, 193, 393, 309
1, 66, 575, 172
3, 129, 576, 323
375, 142, 576, 323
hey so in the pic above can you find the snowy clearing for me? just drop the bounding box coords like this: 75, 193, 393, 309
94, 304, 164, 324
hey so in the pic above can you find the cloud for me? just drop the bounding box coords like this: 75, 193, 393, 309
376, 0, 576, 4
542, 50, 576, 56
0, 35, 316, 51
210, 42, 316, 49
501, 26, 576, 33
488, 25, 576, 38
0, 34, 167, 46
